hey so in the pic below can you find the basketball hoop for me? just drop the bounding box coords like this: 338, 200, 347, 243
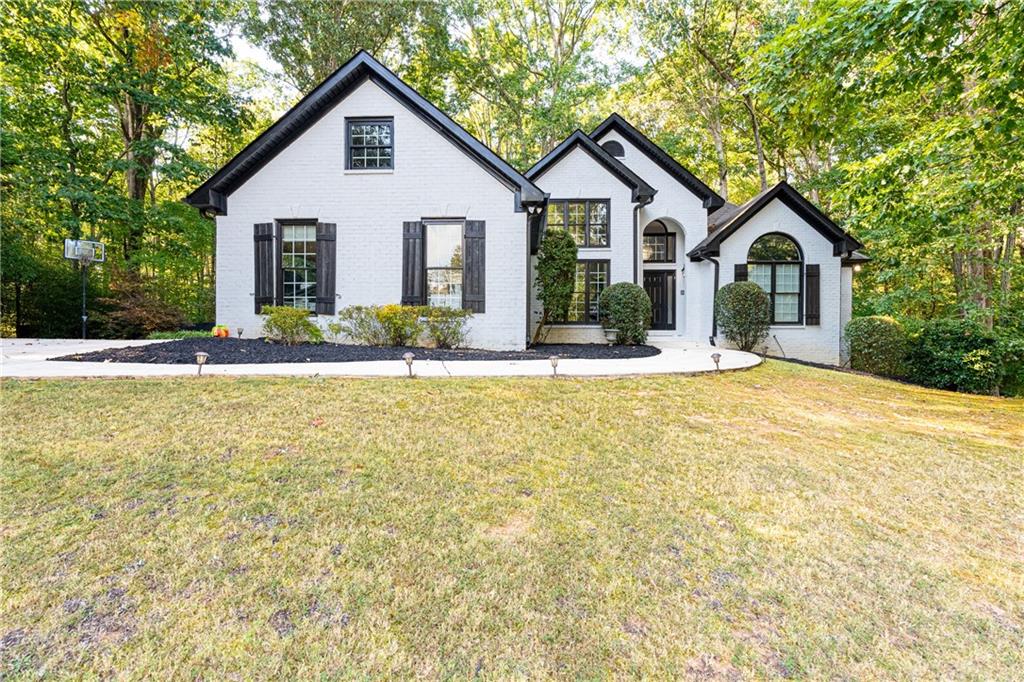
63, 239, 106, 339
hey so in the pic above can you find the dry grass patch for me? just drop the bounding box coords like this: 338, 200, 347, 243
2, 361, 1022, 678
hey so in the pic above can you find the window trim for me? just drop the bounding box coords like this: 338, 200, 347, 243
275, 218, 319, 313
557, 259, 610, 325
747, 232, 803, 325
642, 220, 676, 263
546, 199, 611, 248
422, 218, 466, 309
345, 116, 394, 170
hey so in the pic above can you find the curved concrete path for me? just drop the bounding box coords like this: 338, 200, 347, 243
1, 338, 760, 379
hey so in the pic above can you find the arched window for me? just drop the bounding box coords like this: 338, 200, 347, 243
747, 234, 802, 324
642, 221, 675, 262
601, 140, 625, 157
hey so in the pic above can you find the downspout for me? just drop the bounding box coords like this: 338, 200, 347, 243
706, 255, 720, 345
632, 197, 653, 284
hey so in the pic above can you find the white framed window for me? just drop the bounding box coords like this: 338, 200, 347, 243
425, 221, 463, 308
281, 223, 317, 311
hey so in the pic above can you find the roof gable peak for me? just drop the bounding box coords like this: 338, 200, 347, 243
525, 130, 656, 203
590, 113, 724, 210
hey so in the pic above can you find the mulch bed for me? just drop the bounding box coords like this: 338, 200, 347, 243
52, 338, 661, 365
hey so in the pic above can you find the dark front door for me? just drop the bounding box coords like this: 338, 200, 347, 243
643, 270, 675, 330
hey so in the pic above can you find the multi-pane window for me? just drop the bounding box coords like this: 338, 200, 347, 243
281, 224, 317, 311
426, 222, 463, 308
346, 119, 393, 169
546, 200, 609, 247
642, 220, 676, 262
747, 233, 802, 324
564, 260, 609, 323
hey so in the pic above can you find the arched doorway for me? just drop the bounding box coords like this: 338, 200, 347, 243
641, 219, 685, 333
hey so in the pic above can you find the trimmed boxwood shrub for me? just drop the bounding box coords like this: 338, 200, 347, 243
714, 281, 771, 352
599, 282, 651, 344
905, 318, 1003, 394
261, 306, 324, 345
844, 316, 908, 377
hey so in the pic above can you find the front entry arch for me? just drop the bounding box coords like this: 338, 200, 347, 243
641, 218, 685, 334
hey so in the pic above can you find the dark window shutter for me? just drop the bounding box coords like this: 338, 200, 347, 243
463, 220, 486, 313
315, 222, 337, 315
805, 263, 820, 325
253, 223, 275, 314
401, 221, 424, 305
734, 263, 748, 282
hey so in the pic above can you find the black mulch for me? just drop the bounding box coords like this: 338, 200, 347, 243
52, 338, 661, 365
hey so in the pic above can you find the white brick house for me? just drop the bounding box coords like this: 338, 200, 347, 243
186, 52, 866, 364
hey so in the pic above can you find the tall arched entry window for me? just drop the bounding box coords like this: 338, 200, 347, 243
746, 233, 802, 324
642, 221, 676, 263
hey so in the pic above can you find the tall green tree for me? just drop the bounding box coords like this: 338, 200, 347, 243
749, 0, 1024, 328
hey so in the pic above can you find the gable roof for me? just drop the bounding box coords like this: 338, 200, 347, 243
590, 113, 725, 211
184, 51, 546, 216
688, 181, 864, 261
525, 130, 657, 203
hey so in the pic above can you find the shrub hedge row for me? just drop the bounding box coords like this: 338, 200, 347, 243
844, 315, 1022, 396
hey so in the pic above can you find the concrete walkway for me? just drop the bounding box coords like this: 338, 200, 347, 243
1, 338, 760, 379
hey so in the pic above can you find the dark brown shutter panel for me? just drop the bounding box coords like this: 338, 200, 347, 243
463, 220, 485, 313
401, 221, 425, 305
315, 222, 337, 315
253, 223, 275, 314
805, 263, 820, 325
734, 263, 748, 282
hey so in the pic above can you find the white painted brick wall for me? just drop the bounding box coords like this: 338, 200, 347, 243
714, 198, 847, 364
215, 79, 528, 350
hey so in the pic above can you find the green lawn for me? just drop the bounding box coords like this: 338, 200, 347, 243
2, 362, 1022, 679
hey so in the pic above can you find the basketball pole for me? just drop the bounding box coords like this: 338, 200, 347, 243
80, 257, 89, 340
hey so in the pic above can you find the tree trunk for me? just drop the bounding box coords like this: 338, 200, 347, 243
744, 94, 768, 191
708, 104, 728, 200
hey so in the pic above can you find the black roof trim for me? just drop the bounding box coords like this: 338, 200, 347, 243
184, 51, 545, 215
687, 182, 864, 261
590, 113, 725, 211
525, 130, 657, 203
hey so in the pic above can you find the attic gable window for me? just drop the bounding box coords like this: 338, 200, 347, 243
346, 118, 393, 169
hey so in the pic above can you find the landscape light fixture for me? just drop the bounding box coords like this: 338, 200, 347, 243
403, 352, 415, 378
195, 351, 209, 376
549, 355, 559, 377
236, 327, 243, 338
711, 352, 722, 372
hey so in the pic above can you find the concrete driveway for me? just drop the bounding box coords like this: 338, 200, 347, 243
1, 338, 760, 379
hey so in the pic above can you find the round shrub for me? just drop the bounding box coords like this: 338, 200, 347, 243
905, 318, 1003, 394
844, 316, 907, 377
599, 282, 651, 345
376, 304, 423, 346
714, 281, 771, 352
260, 306, 324, 345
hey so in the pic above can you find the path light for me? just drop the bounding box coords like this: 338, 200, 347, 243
236, 327, 243, 339
403, 352, 415, 378
711, 352, 722, 372
195, 351, 209, 376
549, 355, 559, 377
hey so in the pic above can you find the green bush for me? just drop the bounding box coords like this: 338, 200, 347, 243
533, 228, 578, 343
337, 304, 432, 346
997, 333, 1024, 397
599, 282, 651, 345
337, 306, 389, 345
260, 306, 323, 345
146, 330, 211, 340
376, 304, 423, 345
905, 318, 1002, 394
844, 316, 908, 377
422, 307, 472, 348
714, 281, 771, 352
